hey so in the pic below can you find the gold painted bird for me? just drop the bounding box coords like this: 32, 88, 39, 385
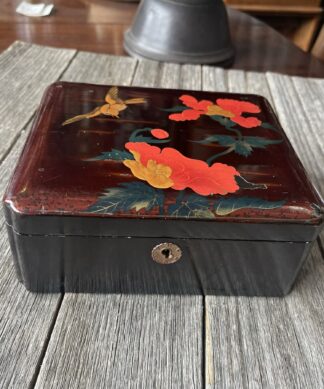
62, 86, 146, 126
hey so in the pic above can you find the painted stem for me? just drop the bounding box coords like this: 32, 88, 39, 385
226, 126, 243, 140
176, 190, 186, 204
206, 147, 235, 166
129, 128, 149, 141
159, 193, 165, 215
129, 128, 170, 144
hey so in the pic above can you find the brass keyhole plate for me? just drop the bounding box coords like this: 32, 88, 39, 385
151, 242, 182, 265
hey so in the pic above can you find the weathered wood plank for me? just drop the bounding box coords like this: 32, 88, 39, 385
246, 71, 275, 107
160, 63, 181, 88
202, 66, 227, 92
180, 64, 202, 90
35, 294, 202, 389
0, 41, 31, 81
227, 69, 247, 93
266, 73, 324, 196
61, 51, 137, 85
0, 42, 76, 161
34, 56, 203, 388
132, 59, 161, 87
267, 73, 324, 244
0, 125, 63, 389
0, 41, 78, 389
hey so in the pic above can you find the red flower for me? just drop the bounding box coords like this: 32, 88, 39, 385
151, 129, 169, 139
216, 99, 261, 128
124, 142, 240, 196
168, 94, 262, 128
169, 95, 212, 122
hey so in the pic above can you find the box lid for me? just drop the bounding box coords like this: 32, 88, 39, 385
3, 82, 323, 241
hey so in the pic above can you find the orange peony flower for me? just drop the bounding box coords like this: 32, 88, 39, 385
216, 99, 261, 128
123, 150, 173, 189
169, 94, 262, 128
123, 142, 240, 196
169, 95, 212, 122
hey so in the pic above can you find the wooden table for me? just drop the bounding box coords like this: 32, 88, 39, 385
0, 40, 323, 389
0, 0, 324, 77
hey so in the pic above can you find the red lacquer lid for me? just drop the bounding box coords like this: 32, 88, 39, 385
3, 82, 323, 225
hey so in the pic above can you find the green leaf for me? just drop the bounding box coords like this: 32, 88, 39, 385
129, 127, 152, 142
87, 149, 134, 161
214, 197, 285, 216
232, 137, 282, 157
196, 135, 282, 157
233, 141, 252, 157
210, 115, 236, 129
243, 136, 282, 148
87, 182, 165, 214
162, 105, 187, 113
169, 193, 214, 218
261, 122, 281, 133
235, 176, 267, 190
192, 208, 215, 219
130, 134, 156, 143
196, 134, 235, 146
261, 122, 274, 129
131, 135, 170, 144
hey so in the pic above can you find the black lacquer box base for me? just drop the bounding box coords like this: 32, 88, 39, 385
6, 224, 312, 296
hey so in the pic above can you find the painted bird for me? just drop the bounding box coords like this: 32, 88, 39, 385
62, 86, 146, 126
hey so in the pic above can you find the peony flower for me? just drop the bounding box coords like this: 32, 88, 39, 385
169, 95, 213, 122
123, 150, 173, 189
216, 99, 261, 128
123, 142, 240, 196
169, 94, 262, 128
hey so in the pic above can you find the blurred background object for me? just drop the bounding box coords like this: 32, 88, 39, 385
312, 23, 324, 59
124, 0, 234, 65
0, 0, 323, 75
224, 0, 323, 55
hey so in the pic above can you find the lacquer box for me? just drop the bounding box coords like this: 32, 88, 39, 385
3, 82, 323, 295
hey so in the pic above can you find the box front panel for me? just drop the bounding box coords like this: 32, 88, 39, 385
10, 229, 310, 296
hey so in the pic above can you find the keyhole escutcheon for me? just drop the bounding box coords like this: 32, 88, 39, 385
151, 243, 182, 265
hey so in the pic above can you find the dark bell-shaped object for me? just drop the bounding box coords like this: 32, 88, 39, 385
124, 0, 235, 65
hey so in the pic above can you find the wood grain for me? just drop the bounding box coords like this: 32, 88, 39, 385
0, 126, 62, 389
0, 42, 76, 161
266, 73, 324, 196
0, 43, 78, 388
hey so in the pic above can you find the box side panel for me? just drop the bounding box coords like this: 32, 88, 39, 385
6, 224, 22, 282
10, 232, 311, 296
197, 240, 311, 296
5, 207, 322, 242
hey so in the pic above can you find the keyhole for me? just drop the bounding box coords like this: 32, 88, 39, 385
151, 243, 182, 264
161, 248, 171, 259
